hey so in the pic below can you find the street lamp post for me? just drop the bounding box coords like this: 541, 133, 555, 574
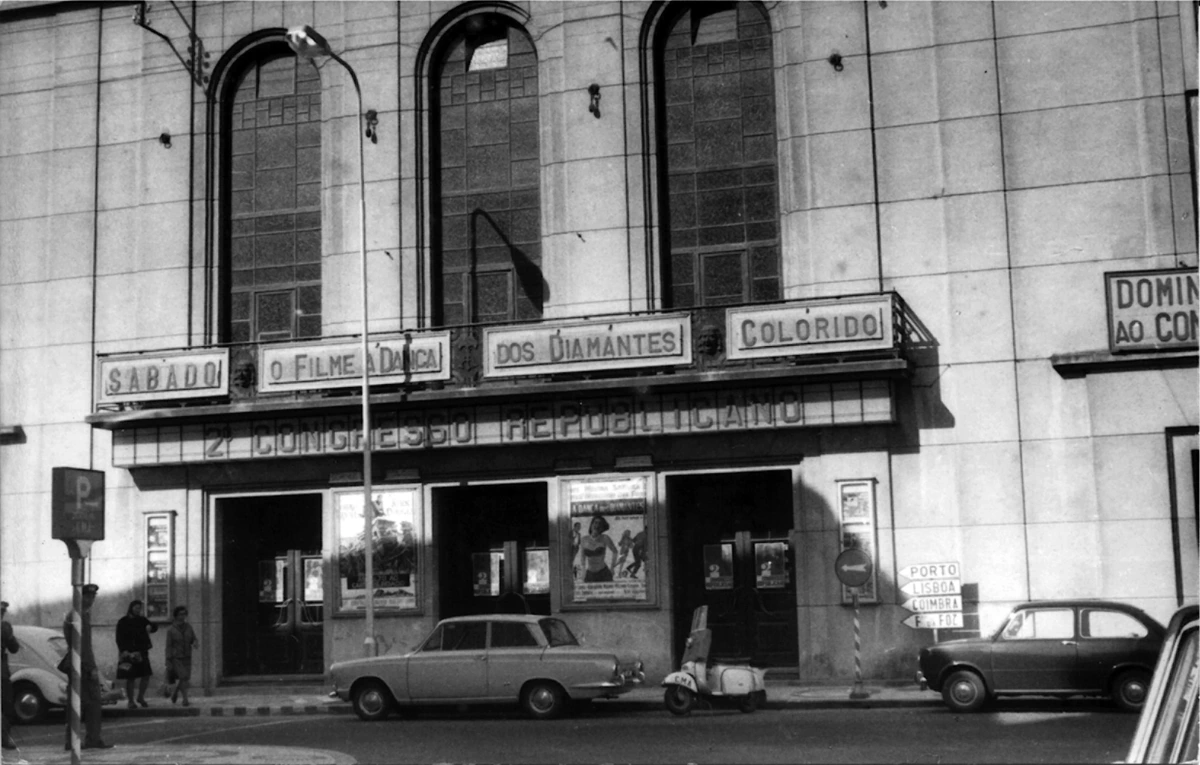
286, 25, 376, 657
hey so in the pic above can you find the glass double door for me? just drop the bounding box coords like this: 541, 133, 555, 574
670, 471, 798, 670
220, 494, 324, 678
257, 549, 324, 675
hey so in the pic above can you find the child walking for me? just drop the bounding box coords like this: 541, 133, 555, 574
165, 606, 198, 706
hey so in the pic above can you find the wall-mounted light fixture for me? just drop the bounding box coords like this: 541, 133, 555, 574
828, 53, 844, 72
588, 83, 601, 118
365, 109, 378, 143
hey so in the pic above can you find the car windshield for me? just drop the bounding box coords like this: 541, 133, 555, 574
538, 618, 579, 647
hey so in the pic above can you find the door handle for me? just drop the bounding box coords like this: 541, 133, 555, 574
475, 654, 487, 661
1060, 640, 1078, 646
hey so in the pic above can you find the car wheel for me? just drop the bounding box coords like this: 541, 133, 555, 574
521, 681, 567, 720
738, 692, 760, 713
1112, 669, 1151, 713
663, 685, 696, 716
351, 680, 392, 722
942, 670, 987, 713
12, 681, 48, 725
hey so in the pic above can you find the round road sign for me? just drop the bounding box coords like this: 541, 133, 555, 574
834, 548, 873, 588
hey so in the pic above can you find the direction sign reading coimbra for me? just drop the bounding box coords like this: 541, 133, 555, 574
903, 595, 962, 613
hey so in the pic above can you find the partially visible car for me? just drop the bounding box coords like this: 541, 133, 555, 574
917, 599, 1165, 713
1124, 604, 1198, 764
329, 613, 644, 721
9, 625, 120, 724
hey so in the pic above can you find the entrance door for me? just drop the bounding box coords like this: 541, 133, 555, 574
670, 471, 798, 670
257, 550, 324, 675
220, 494, 323, 678
435, 484, 550, 618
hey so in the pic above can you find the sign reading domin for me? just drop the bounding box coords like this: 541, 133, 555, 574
726, 295, 894, 360
483, 314, 691, 378
1106, 268, 1198, 352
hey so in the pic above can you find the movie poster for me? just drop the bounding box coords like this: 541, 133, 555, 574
703, 544, 733, 590
336, 487, 419, 612
567, 477, 649, 603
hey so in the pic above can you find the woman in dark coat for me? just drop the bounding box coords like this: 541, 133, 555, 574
115, 600, 157, 708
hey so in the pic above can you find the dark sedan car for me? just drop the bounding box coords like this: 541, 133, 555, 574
918, 600, 1165, 713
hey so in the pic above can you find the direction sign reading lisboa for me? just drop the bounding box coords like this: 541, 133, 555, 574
899, 561, 963, 629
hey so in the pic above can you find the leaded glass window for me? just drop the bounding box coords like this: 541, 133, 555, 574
657, 3, 781, 308
226, 50, 323, 342
433, 16, 543, 326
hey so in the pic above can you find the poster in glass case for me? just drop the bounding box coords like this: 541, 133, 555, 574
524, 548, 549, 595
703, 543, 733, 590
838, 480, 878, 603
754, 541, 788, 589
336, 487, 420, 612
567, 476, 650, 603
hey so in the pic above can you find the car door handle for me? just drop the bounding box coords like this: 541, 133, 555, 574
475, 654, 487, 661
1060, 640, 1078, 646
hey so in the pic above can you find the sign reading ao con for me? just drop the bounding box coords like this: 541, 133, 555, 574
1106, 268, 1198, 352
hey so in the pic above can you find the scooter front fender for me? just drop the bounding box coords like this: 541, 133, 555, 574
662, 672, 699, 694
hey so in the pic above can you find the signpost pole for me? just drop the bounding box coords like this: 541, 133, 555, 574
850, 587, 869, 700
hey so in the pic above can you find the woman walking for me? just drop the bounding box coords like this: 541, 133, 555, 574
164, 606, 198, 706
115, 600, 157, 708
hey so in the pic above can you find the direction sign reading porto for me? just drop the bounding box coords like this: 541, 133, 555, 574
899, 560, 962, 629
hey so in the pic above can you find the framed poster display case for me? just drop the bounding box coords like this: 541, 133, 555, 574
837, 479, 878, 604
560, 474, 657, 607
333, 486, 422, 614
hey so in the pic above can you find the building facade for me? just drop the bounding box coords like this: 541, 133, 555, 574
1, 0, 1196, 690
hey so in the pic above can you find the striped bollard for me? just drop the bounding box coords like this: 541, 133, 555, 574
849, 588, 869, 700
67, 607, 82, 763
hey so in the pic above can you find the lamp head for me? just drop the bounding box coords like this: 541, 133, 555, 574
286, 25, 331, 60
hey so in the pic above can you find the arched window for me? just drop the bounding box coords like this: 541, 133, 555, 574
655, 2, 780, 308
223, 44, 323, 343
431, 15, 543, 326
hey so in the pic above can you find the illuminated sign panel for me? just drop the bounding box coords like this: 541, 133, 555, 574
726, 296, 894, 360
97, 350, 229, 405
1105, 268, 1198, 352
482, 315, 691, 378
258, 332, 451, 393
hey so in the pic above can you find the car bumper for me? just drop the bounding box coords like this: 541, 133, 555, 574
572, 670, 645, 696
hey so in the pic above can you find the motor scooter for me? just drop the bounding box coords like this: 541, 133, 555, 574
662, 605, 767, 715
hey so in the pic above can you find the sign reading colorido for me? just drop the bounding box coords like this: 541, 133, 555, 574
726, 295, 894, 360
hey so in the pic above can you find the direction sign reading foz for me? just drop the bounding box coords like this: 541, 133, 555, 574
902, 612, 964, 629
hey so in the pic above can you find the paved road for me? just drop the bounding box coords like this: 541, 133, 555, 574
7, 703, 1139, 764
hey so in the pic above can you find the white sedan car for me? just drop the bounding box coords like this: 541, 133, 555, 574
9, 625, 120, 724
330, 614, 644, 720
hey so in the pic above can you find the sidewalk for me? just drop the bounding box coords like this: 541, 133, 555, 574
3, 682, 938, 765
92, 679, 936, 717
